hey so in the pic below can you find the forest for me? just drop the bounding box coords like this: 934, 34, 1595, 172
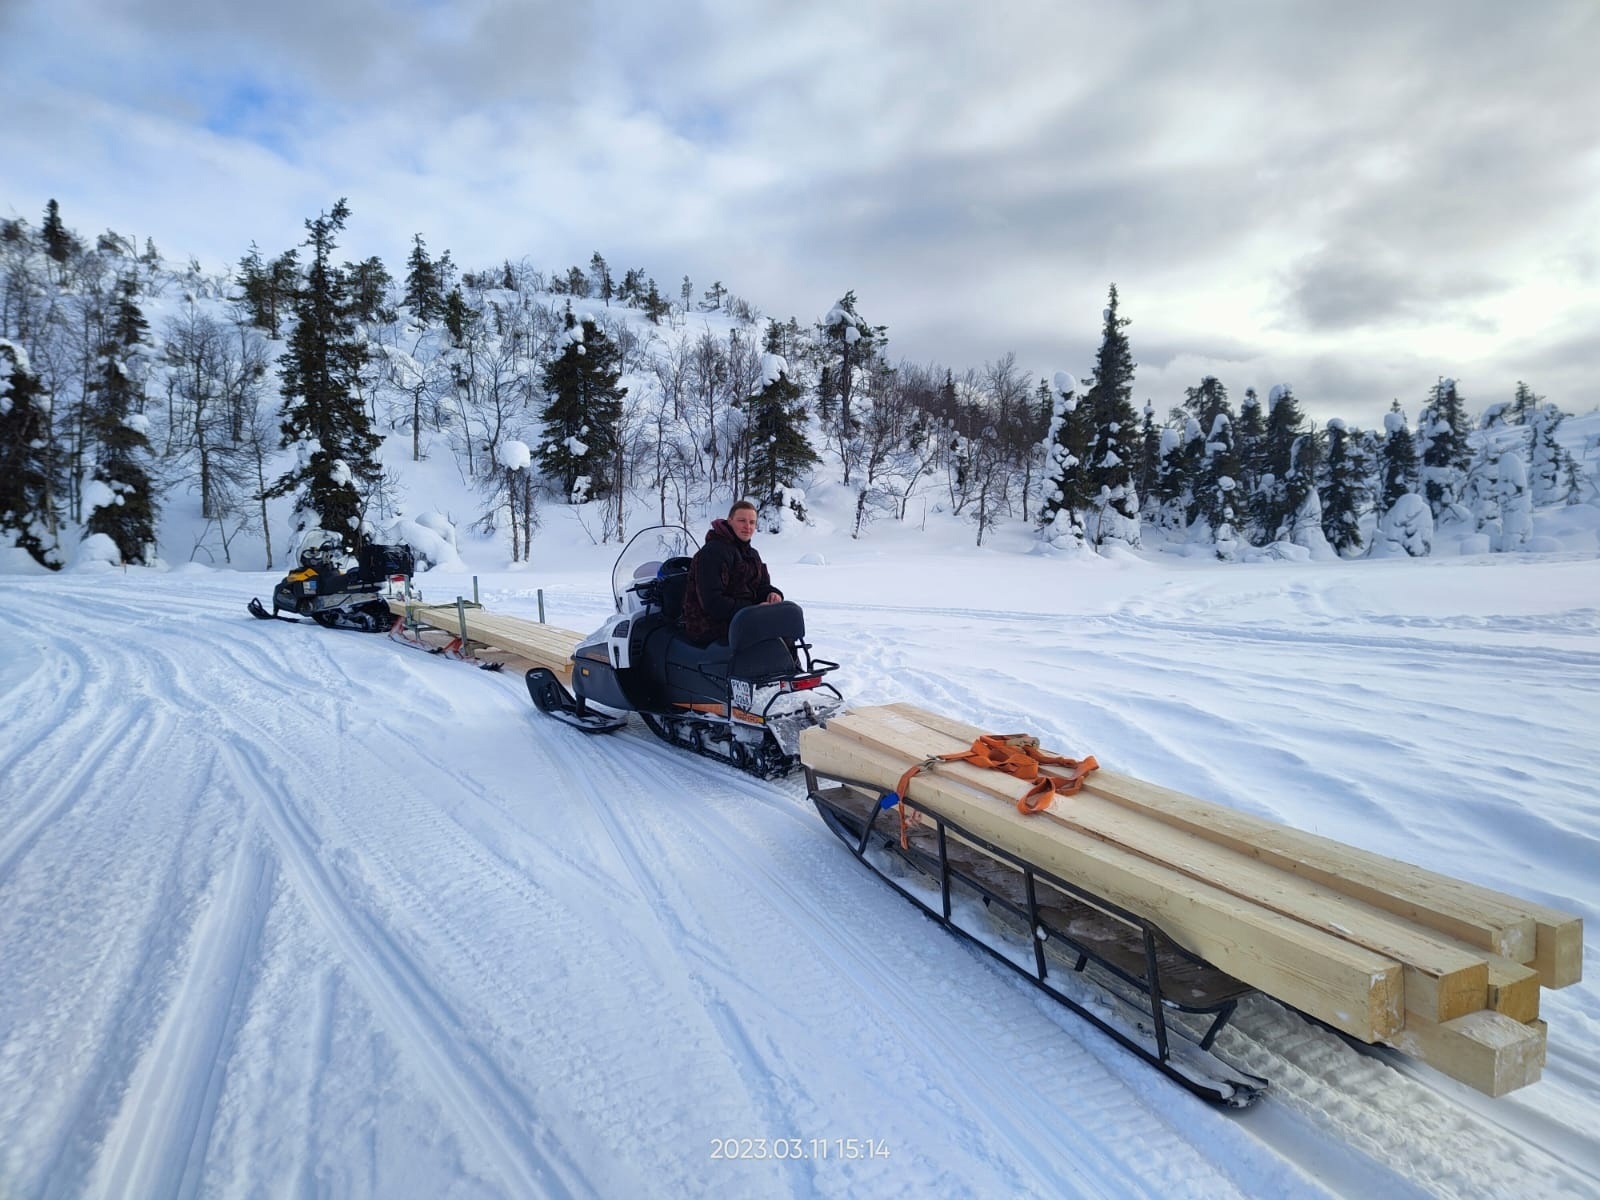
2, 198, 1592, 572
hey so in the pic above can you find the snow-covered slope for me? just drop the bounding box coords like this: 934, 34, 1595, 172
2, 535, 1597, 1198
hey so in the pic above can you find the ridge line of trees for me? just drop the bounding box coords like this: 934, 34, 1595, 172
2, 198, 1592, 571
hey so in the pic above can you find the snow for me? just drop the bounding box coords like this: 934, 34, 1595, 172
80, 477, 119, 515
496, 439, 531, 472
4, 497, 1599, 1198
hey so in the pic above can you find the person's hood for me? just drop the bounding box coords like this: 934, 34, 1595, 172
705, 518, 740, 545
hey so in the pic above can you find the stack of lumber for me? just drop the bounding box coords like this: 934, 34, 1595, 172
799, 703, 1583, 1097
385, 597, 583, 682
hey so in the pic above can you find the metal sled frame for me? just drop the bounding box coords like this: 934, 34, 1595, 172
806, 766, 1267, 1107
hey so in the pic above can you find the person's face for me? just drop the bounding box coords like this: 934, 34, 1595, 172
729, 508, 758, 541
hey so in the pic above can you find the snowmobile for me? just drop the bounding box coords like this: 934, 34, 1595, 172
248, 530, 416, 632
525, 525, 843, 778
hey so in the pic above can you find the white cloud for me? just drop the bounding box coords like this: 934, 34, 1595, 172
4, 0, 1598, 421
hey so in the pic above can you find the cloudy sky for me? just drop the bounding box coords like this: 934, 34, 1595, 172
3, 0, 1597, 426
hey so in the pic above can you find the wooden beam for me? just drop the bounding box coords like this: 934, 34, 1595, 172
801, 727, 1405, 1043
1383, 1010, 1545, 1097
827, 708, 1488, 1023
883, 702, 1580, 981
386, 599, 584, 678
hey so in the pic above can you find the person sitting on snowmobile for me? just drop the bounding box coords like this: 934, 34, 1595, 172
681, 500, 784, 645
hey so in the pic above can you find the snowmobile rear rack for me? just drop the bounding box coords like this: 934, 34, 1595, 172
805, 766, 1267, 1108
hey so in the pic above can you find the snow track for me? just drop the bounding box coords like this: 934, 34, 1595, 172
1, 566, 1597, 1199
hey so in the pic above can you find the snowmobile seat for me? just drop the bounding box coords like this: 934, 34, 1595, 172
660, 601, 804, 700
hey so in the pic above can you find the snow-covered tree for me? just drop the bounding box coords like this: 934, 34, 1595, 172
745, 334, 819, 521
815, 291, 886, 486
1527, 400, 1574, 505
82, 274, 158, 563
265, 200, 381, 550
403, 234, 444, 324
538, 306, 626, 503
1254, 384, 1317, 544
1318, 418, 1367, 556
1038, 371, 1090, 547
0, 340, 61, 568
1377, 401, 1419, 508
1081, 284, 1140, 547
1234, 387, 1265, 510
1495, 450, 1532, 551
1370, 492, 1434, 558
1417, 377, 1472, 520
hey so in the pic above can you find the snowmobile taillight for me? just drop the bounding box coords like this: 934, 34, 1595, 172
786, 675, 823, 691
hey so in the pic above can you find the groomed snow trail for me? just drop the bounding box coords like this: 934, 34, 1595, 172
1, 562, 1596, 1199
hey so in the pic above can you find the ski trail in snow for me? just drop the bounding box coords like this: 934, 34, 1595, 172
228, 731, 593, 1200
89, 833, 276, 1200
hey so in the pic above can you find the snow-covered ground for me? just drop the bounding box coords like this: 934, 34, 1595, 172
2, 503, 1598, 1199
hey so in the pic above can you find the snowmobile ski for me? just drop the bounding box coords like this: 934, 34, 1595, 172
248, 597, 305, 623
806, 766, 1268, 1108
525, 668, 628, 733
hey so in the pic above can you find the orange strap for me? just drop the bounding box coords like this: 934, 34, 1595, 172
893, 734, 1099, 848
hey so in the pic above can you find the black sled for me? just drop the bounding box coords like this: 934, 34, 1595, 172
249, 531, 416, 632
804, 767, 1268, 1108
525, 526, 843, 778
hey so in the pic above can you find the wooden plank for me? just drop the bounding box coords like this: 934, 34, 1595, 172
386, 599, 584, 677
1383, 1009, 1545, 1097
801, 726, 1405, 1043
828, 708, 1488, 1023
882, 702, 1577, 980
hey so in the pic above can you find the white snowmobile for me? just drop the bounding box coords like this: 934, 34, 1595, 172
525, 525, 843, 778
248, 530, 415, 632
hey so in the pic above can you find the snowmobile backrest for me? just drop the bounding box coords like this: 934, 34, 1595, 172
657, 557, 692, 624
728, 600, 804, 647
728, 601, 804, 678
358, 543, 415, 581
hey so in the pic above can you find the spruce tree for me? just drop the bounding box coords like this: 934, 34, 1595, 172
265, 200, 380, 549
0, 341, 61, 568
1527, 398, 1573, 505
1080, 284, 1140, 546
1185, 376, 1238, 540
746, 326, 819, 518
405, 234, 444, 322
815, 291, 886, 486
236, 242, 274, 331
1378, 401, 1419, 507
1508, 380, 1538, 425
590, 253, 613, 306
41, 199, 74, 268
1319, 418, 1367, 555
1038, 372, 1091, 543
83, 275, 159, 563
1254, 384, 1316, 543
1418, 377, 1472, 518
538, 307, 627, 501
344, 255, 394, 324
1234, 387, 1266, 523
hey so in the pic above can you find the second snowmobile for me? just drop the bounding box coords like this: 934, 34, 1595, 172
248, 530, 416, 631
525, 526, 843, 778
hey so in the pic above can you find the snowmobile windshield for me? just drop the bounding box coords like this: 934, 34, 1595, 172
610, 526, 698, 611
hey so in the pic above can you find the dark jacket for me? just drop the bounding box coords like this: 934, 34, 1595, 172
681, 519, 781, 644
